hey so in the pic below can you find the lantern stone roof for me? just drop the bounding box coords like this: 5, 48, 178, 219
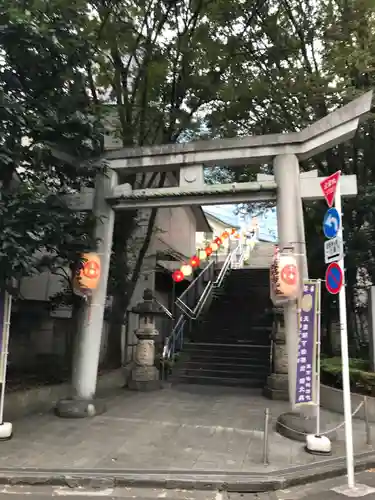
131, 288, 166, 316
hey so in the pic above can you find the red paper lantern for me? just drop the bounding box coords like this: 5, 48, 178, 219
280, 264, 298, 286
214, 237, 222, 246
190, 255, 200, 267
172, 270, 184, 283
222, 231, 229, 239
205, 247, 213, 256
75, 253, 101, 291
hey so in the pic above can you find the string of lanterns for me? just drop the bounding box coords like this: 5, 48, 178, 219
172, 228, 240, 283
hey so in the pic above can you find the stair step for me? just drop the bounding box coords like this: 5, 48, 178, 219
198, 322, 272, 329
226, 274, 269, 280
172, 265, 274, 390
195, 333, 271, 339
190, 340, 270, 348
211, 296, 270, 303
173, 374, 266, 388
192, 336, 270, 343
178, 367, 269, 378
185, 350, 270, 358
185, 342, 270, 350
185, 354, 270, 363
224, 280, 269, 284
182, 361, 269, 371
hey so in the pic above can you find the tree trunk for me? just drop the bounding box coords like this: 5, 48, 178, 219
103, 173, 167, 368
104, 294, 127, 368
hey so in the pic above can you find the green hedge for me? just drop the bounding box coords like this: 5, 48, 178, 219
321, 357, 375, 395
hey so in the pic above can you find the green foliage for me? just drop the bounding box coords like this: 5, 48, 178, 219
0, 185, 96, 283
0, 0, 103, 288
321, 357, 375, 395
321, 357, 369, 373
2, 0, 375, 363
203, 0, 375, 353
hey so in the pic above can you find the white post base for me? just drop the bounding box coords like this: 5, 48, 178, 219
0, 422, 12, 440
305, 433, 332, 455
332, 483, 375, 497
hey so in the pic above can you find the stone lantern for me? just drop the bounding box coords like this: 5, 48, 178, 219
128, 288, 166, 391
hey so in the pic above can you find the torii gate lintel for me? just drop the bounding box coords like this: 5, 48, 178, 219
102, 90, 373, 173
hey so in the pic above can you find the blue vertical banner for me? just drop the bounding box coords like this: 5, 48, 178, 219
295, 280, 319, 406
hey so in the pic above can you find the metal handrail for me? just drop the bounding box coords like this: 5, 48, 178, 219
175, 244, 239, 319
162, 314, 184, 359
232, 243, 246, 269
214, 244, 239, 288
153, 297, 173, 319
161, 243, 244, 377
175, 259, 215, 319
179, 260, 215, 299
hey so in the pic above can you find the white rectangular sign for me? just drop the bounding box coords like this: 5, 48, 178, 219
324, 236, 343, 264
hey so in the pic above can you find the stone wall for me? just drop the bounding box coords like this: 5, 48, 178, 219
4, 369, 126, 421
320, 384, 374, 422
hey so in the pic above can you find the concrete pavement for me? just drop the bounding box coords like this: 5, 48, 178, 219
0, 384, 374, 493
1, 384, 373, 471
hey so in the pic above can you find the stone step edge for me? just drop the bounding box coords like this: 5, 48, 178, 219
182, 362, 269, 367
174, 375, 266, 384
185, 342, 270, 348
176, 368, 269, 376
0, 450, 373, 492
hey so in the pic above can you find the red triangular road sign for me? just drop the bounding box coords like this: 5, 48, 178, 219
320, 171, 341, 207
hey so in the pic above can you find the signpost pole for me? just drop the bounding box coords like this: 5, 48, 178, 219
0, 291, 13, 439
316, 279, 322, 436
335, 178, 355, 489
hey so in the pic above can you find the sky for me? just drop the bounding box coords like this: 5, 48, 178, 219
203, 204, 239, 227
203, 204, 278, 243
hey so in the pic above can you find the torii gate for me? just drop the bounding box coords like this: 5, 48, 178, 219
58, 91, 373, 426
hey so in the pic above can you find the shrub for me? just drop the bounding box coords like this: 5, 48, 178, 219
321, 357, 375, 395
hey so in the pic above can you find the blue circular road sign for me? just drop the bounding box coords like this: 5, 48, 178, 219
325, 262, 343, 295
323, 208, 341, 239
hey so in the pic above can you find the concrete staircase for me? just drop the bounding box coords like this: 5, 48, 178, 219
246, 241, 275, 268
172, 245, 274, 388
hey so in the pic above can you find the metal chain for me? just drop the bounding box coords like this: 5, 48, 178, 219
275, 401, 365, 437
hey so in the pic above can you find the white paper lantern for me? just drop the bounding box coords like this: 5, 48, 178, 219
270, 250, 300, 305
210, 242, 219, 252
279, 254, 299, 297
198, 250, 207, 261
181, 264, 193, 277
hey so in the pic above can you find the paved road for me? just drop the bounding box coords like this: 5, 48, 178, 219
2, 472, 375, 499
0, 485, 221, 500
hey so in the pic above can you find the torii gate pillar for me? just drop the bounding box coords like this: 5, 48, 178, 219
56, 170, 118, 418
273, 154, 303, 407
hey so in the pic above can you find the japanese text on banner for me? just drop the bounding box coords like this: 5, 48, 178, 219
295, 281, 319, 406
